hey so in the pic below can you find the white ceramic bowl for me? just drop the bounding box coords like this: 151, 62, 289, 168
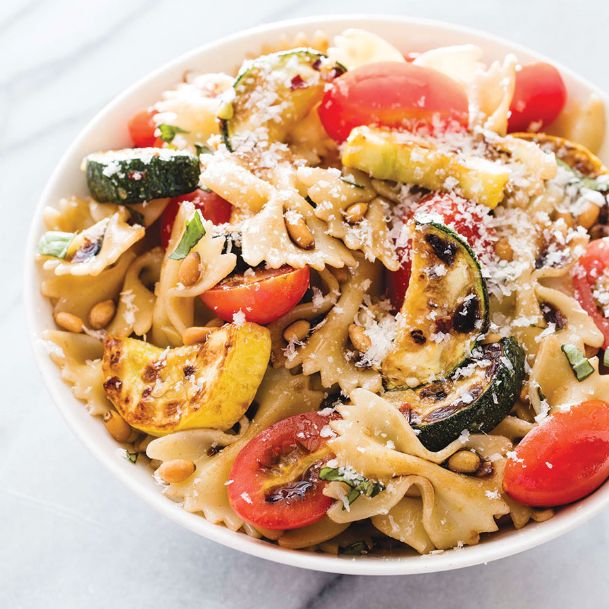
25, 15, 609, 575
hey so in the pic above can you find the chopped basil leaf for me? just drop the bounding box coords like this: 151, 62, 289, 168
557, 158, 609, 192
169, 210, 206, 260
125, 450, 138, 464
561, 343, 594, 381
38, 231, 74, 259
319, 466, 384, 507
157, 123, 189, 143
341, 541, 370, 556
340, 176, 365, 189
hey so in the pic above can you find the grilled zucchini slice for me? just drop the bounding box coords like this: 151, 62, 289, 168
341, 126, 509, 208
385, 338, 525, 451
382, 221, 489, 389
221, 48, 344, 151
85, 148, 200, 204
102, 322, 270, 435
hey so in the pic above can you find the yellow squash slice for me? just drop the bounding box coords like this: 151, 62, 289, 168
102, 322, 271, 435
341, 126, 509, 208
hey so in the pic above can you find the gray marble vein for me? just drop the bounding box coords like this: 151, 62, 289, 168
4, 0, 609, 607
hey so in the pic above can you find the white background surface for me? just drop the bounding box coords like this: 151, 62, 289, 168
4, 1, 609, 607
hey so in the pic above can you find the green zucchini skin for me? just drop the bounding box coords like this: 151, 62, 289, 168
386, 337, 525, 451
221, 48, 345, 152
85, 148, 200, 204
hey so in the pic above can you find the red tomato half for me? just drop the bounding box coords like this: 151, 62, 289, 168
160, 189, 232, 249
228, 412, 336, 530
573, 238, 609, 348
200, 265, 310, 325
507, 63, 567, 133
128, 107, 158, 148
387, 193, 495, 310
318, 62, 469, 142
504, 400, 609, 507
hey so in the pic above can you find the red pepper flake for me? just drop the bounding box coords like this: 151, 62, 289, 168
290, 74, 307, 90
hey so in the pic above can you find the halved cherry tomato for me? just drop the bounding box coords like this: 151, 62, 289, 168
228, 412, 336, 530
573, 238, 609, 348
504, 400, 609, 507
200, 265, 310, 325
507, 63, 567, 133
318, 62, 469, 143
128, 107, 158, 148
387, 193, 495, 310
160, 189, 233, 249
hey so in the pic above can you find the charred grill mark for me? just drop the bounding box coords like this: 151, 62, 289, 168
422, 385, 484, 423
410, 329, 426, 344
103, 376, 122, 394
142, 363, 160, 383
434, 317, 453, 334
419, 385, 448, 401
453, 295, 481, 334
425, 233, 457, 265
71, 237, 102, 263
540, 301, 567, 330
183, 364, 196, 377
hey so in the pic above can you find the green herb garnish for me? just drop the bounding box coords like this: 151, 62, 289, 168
125, 450, 138, 464
557, 158, 609, 192
319, 466, 384, 507
157, 123, 189, 144
169, 210, 206, 260
37, 231, 74, 259
561, 343, 594, 381
341, 541, 371, 556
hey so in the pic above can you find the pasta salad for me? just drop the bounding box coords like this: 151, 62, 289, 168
36, 28, 609, 556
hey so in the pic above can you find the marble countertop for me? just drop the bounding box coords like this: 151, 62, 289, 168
4, 0, 609, 607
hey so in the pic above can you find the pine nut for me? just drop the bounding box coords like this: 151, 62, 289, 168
577, 201, 601, 229
283, 319, 311, 343
343, 202, 369, 224
55, 311, 83, 333
157, 459, 196, 483
182, 326, 214, 345
89, 299, 116, 329
285, 210, 315, 250
494, 237, 514, 261
103, 410, 132, 443
447, 450, 481, 474
178, 251, 201, 287
348, 323, 371, 353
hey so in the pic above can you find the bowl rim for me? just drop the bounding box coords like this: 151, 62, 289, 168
24, 13, 609, 576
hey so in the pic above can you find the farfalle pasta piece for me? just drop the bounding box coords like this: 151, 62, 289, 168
284, 258, 382, 393
241, 190, 356, 271
43, 330, 109, 416
413, 44, 485, 85
277, 517, 350, 550
469, 54, 517, 135
328, 28, 405, 69
327, 390, 510, 552
107, 247, 163, 338
41, 251, 135, 319
201, 154, 273, 213
151, 203, 196, 347
297, 167, 399, 270
153, 72, 233, 150
42, 209, 145, 277
268, 268, 340, 366
180, 368, 324, 530
168, 217, 236, 299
